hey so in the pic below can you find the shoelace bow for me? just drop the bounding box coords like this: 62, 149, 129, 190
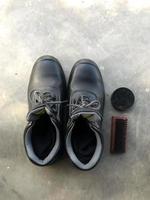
33, 91, 67, 116
69, 95, 102, 118
66, 96, 103, 130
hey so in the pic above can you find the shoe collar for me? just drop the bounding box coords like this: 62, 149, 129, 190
66, 112, 103, 170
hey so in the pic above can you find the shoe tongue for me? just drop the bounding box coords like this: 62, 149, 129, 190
82, 113, 98, 122
27, 106, 48, 121
72, 111, 99, 123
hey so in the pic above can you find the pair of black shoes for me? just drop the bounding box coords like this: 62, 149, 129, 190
24, 56, 105, 170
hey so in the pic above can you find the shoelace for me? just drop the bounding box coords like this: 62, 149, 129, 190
66, 96, 102, 131
33, 91, 67, 115
69, 95, 102, 119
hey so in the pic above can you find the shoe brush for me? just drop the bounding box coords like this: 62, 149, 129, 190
110, 116, 128, 154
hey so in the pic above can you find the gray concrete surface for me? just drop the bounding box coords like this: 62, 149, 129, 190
0, 0, 150, 199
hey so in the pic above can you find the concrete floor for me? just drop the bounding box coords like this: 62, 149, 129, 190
0, 0, 150, 199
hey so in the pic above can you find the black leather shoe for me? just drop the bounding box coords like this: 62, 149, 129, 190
24, 56, 67, 166
66, 59, 105, 170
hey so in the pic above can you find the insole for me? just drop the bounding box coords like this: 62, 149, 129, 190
31, 113, 56, 160
71, 116, 96, 164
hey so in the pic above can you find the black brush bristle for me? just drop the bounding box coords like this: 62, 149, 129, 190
110, 117, 128, 154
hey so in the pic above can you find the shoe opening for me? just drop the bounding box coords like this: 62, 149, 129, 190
24, 111, 60, 165
71, 116, 96, 164
31, 113, 56, 160
66, 115, 102, 170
